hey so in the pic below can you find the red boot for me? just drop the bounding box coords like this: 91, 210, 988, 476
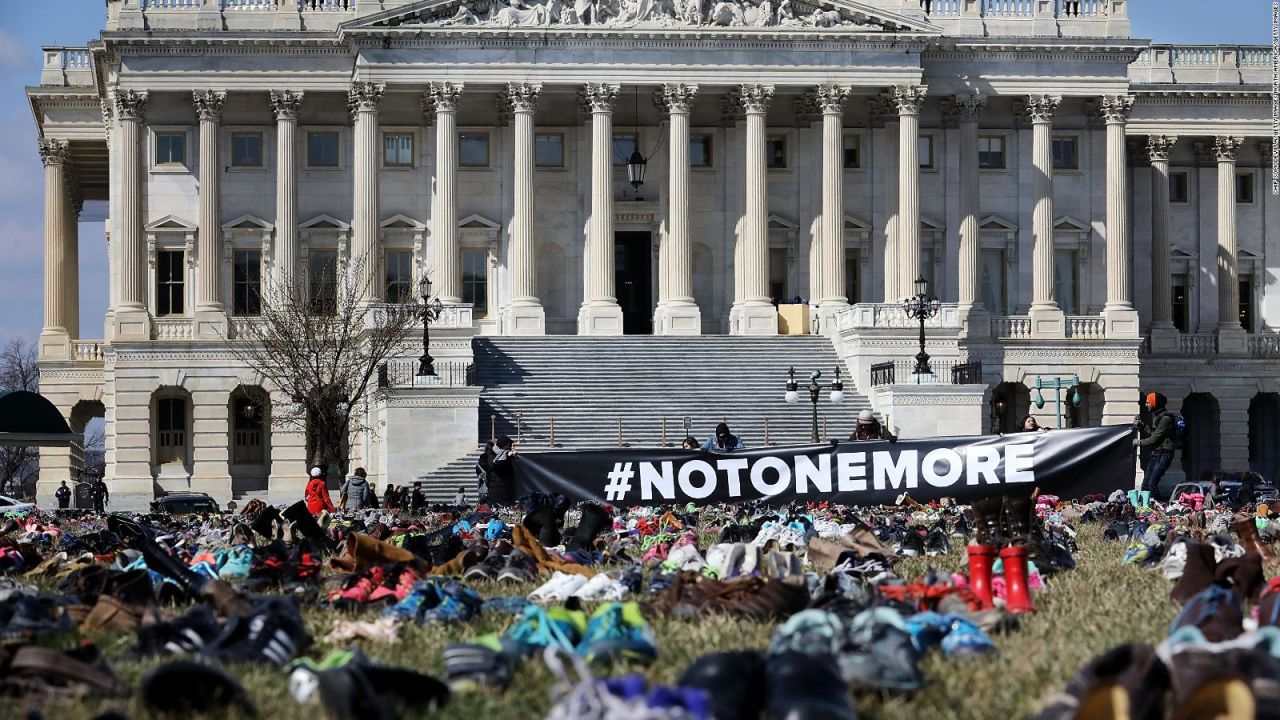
966, 545, 997, 610
999, 546, 1035, 613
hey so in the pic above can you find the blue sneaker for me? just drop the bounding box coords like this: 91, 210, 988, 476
385, 581, 443, 622
481, 596, 531, 616
218, 545, 253, 580
497, 605, 586, 660
939, 616, 996, 657
485, 519, 508, 542
576, 601, 658, 665
904, 611, 951, 654
422, 580, 483, 624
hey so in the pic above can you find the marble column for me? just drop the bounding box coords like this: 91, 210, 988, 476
349, 82, 384, 303
870, 95, 900, 302
504, 82, 546, 335
38, 139, 70, 359
1026, 94, 1064, 338
63, 179, 82, 341
1101, 95, 1139, 338
655, 83, 702, 335
270, 90, 303, 298
1147, 135, 1179, 351
952, 92, 986, 335
816, 84, 850, 321
578, 82, 624, 335
894, 84, 927, 299
113, 90, 150, 341
733, 83, 778, 335
426, 82, 463, 305
193, 90, 227, 338
1215, 135, 1246, 353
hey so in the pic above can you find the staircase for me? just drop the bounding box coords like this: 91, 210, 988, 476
416, 336, 869, 500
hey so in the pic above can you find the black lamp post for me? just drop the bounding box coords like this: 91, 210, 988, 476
902, 275, 942, 378
417, 275, 444, 377
784, 365, 845, 442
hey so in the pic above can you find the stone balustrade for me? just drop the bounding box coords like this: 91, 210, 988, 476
991, 315, 1031, 340
1066, 316, 1106, 340
153, 318, 193, 340
916, 0, 1128, 37
71, 340, 104, 361
40, 47, 93, 88
1249, 334, 1280, 359
1131, 45, 1271, 85
1178, 332, 1217, 356
841, 302, 962, 331
114, 0, 355, 31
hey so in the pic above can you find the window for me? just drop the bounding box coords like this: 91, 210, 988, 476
768, 247, 788, 301
230, 132, 263, 168
383, 132, 413, 168
978, 135, 1005, 169
232, 249, 262, 316
156, 250, 185, 317
459, 132, 489, 168
1241, 276, 1255, 332
842, 135, 861, 169
690, 135, 713, 168
1172, 274, 1189, 332
535, 133, 564, 167
918, 135, 934, 169
1052, 136, 1079, 170
1054, 249, 1079, 315
980, 248, 1007, 314
1237, 172, 1256, 204
920, 246, 937, 294
384, 250, 414, 304
307, 131, 339, 168
232, 395, 264, 465
1170, 172, 1189, 203
155, 132, 187, 167
766, 135, 787, 169
307, 250, 338, 315
156, 397, 187, 465
844, 249, 860, 303
612, 133, 637, 167
462, 249, 488, 317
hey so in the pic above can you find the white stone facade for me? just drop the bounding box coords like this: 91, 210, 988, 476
27, 0, 1280, 508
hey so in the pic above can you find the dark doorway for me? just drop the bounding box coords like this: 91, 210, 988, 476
1180, 393, 1221, 486
1250, 393, 1280, 483
615, 232, 653, 334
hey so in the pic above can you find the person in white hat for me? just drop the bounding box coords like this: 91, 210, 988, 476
304, 465, 335, 516
849, 408, 897, 443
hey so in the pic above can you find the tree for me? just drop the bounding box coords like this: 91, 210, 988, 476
0, 338, 39, 496
224, 254, 419, 482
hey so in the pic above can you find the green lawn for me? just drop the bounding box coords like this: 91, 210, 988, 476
34, 523, 1180, 720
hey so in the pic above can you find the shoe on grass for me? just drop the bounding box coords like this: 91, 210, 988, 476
576, 601, 657, 665
141, 659, 255, 716
1030, 643, 1167, 720
1171, 584, 1244, 644
763, 651, 857, 720
443, 642, 512, 692
769, 608, 844, 658
497, 604, 587, 660
421, 580, 483, 624
840, 606, 924, 693
678, 650, 765, 720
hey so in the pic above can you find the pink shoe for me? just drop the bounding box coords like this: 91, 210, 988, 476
641, 543, 671, 564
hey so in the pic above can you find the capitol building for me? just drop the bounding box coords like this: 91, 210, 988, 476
28, 0, 1279, 508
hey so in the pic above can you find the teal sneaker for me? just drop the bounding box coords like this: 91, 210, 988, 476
421, 580, 483, 625
575, 601, 658, 665
492, 605, 586, 661
218, 545, 253, 580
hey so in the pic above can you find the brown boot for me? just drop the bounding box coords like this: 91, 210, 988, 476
1169, 648, 1262, 720
1232, 514, 1274, 559
1171, 543, 1219, 606
1002, 496, 1034, 546
328, 532, 417, 573
971, 497, 1003, 547
807, 538, 845, 570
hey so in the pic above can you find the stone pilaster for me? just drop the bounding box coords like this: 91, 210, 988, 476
349, 82, 384, 303
1026, 94, 1064, 338
578, 82, 624, 335
503, 82, 546, 335
112, 90, 150, 341
38, 139, 70, 360
894, 84, 927, 299
1101, 95, 1138, 338
950, 92, 987, 337
869, 94, 900, 302
732, 83, 778, 335
270, 90, 303, 298
425, 82, 463, 304
1147, 135, 1179, 352
193, 90, 227, 338
63, 188, 81, 341
1214, 135, 1246, 354
655, 83, 702, 335
816, 84, 850, 323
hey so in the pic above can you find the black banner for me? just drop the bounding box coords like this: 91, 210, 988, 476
514, 426, 1136, 507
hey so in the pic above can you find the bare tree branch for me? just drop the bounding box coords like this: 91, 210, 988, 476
0, 337, 39, 495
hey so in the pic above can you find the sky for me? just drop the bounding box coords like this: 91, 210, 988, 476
0, 0, 1273, 345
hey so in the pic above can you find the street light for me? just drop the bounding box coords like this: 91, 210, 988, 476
626, 87, 647, 197
417, 274, 445, 377
784, 365, 845, 442
902, 275, 942, 380
1033, 374, 1082, 429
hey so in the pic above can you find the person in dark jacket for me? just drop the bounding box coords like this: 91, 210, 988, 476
1018, 415, 1047, 432
1136, 392, 1177, 498
849, 409, 897, 442
92, 478, 110, 513
339, 467, 373, 509
383, 484, 397, 510
702, 423, 745, 452
476, 441, 495, 502
55, 481, 72, 509
487, 436, 518, 505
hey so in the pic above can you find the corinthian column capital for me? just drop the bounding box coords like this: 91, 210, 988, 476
192, 90, 226, 122
944, 91, 986, 124
424, 81, 464, 114
113, 89, 148, 122
270, 90, 304, 122
1099, 94, 1135, 124
580, 83, 621, 114
734, 83, 775, 114
1213, 135, 1244, 163
1023, 94, 1061, 123
38, 139, 70, 166
813, 84, 850, 115
892, 84, 927, 115
503, 83, 542, 113
347, 82, 385, 117
656, 83, 698, 115
1147, 135, 1178, 163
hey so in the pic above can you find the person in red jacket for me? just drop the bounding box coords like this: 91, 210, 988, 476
304, 466, 335, 516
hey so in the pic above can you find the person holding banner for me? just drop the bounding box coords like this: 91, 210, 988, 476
488, 436, 518, 505
849, 409, 897, 442
1135, 392, 1177, 504
702, 423, 745, 452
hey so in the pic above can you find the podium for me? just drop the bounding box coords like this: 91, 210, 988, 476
777, 304, 810, 335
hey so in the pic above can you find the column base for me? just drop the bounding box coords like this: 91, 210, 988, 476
1103, 307, 1140, 340
38, 328, 71, 361
113, 306, 153, 342
1217, 324, 1248, 356
957, 304, 991, 340
1028, 306, 1065, 340
155, 462, 193, 495
814, 302, 851, 337
733, 302, 779, 336
502, 302, 546, 336
193, 308, 229, 340
654, 302, 702, 336
578, 302, 624, 336
1149, 323, 1180, 354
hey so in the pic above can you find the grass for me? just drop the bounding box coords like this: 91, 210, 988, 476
32, 523, 1184, 720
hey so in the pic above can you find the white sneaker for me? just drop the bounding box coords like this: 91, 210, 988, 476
530, 571, 574, 602
704, 544, 731, 578
547, 574, 588, 601
571, 573, 615, 600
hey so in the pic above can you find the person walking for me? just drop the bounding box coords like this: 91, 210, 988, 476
304, 466, 335, 516
410, 485, 424, 514
91, 477, 109, 513
454, 486, 467, 507
702, 423, 745, 452
476, 441, 494, 502
487, 436, 518, 505
55, 480, 71, 509
849, 409, 897, 442
339, 467, 373, 510
383, 484, 397, 510
1136, 392, 1177, 504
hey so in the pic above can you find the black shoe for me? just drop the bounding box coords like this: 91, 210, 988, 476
203, 596, 310, 667
924, 525, 951, 556
896, 528, 924, 557
678, 651, 766, 720
566, 503, 611, 552
763, 651, 857, 720
135, 604, 222, 657
141, 660, 256, 716
295, 649, 449, 720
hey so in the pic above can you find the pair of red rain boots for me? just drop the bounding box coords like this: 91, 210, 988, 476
966, 495, 1034, 613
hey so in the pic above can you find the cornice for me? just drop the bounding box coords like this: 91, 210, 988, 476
1132, 88, 1270, 104
359, 33, 931, 52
